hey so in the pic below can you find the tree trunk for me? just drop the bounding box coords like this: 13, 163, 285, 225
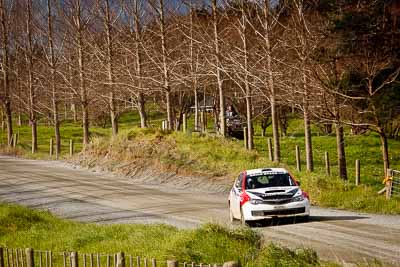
241, 2, 253, 149
26, 0, 37, 153
133, 3, 147, 129
379, 129, 390, 177
336, 123, 347, 180
264, 1, 280, 161
212, 0, 225, 136
158, 0, 173, 130
109, 92, 118, 135
4, 102, 12, 146
0, 0, 12, 146
303, 107, 313, 172
190, 7, 199, 132
76, 0, 89, 145
137, 92, 147, 128
48, 0, 61, 159
303, 58, 313, 172
72, 103, 77, 123
31, 120, 37, 153
104, 0, 118, 136
82, 103, 89, 145
194, 88, 199, 131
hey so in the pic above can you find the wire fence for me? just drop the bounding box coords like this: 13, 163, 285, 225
390, 170, 400, 198
0, 248, 229, 267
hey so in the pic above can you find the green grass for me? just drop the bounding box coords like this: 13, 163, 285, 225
1, 111, 400, 214
0, 203, 333, 267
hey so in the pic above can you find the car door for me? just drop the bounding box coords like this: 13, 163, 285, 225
231, 173, 243, 218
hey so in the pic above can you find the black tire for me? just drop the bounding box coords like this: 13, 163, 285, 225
296, 215, 310, 223
302, 215, 310, 222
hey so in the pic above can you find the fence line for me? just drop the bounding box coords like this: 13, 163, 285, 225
388, 169, 400, 199
0, 248, 231, 267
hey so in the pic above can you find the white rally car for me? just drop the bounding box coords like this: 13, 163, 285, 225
228, 168, 310, 224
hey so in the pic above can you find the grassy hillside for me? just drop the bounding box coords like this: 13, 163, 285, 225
1, 111, 399, 214
0, 203, 331, 267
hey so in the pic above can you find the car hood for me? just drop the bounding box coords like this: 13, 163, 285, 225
246, 186, 300, 199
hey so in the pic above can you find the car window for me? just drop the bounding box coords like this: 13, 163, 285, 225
245, 173, 295, 189
235, 173, 243, 189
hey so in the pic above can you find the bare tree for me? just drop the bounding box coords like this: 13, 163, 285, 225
25, 0, 37, 153
0, 0, 13, 146
212, 0, 226, 136
150, 0, 173, 130
262, 0, 280, 160
98, 0, 118, 135
291, 0, 315, 171
71, 0, 90, 145
47, 0, 61, 158
133, 0, 147, 128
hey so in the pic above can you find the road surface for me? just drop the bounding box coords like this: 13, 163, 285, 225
0, 156, 399, 266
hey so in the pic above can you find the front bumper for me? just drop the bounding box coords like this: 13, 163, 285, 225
242, 199, 310, 221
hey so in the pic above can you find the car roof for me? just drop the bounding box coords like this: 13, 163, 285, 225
245, 167, 288, 176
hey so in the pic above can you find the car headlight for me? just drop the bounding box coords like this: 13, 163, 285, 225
250, 199, 263, 205
292, 195, 305, 202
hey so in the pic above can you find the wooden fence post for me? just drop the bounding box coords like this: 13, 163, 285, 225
243, 127, 248, 149
355, 159, 360, 186
25, 248, 34, 267
182, 113, 187, 133
295, 146, 301, 172
116, 252, 125, 267
151, 259, 156, 267
166, 260, 178, 267
0, 247, 4, 267
386, 169, 393, 199
71, 252, 78, 267
50, 138, 53, 156
70, 140, 74, 156
268, 138, 273, 161
325, 152, 330, 176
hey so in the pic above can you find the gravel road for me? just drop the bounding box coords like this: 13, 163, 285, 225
0, 156, 399, 266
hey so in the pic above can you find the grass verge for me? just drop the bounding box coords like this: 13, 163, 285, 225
0, 202, 334, 267
77, 128, 400, 214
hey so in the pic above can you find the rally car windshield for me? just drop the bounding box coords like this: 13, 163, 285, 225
245, 173, 296, 189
